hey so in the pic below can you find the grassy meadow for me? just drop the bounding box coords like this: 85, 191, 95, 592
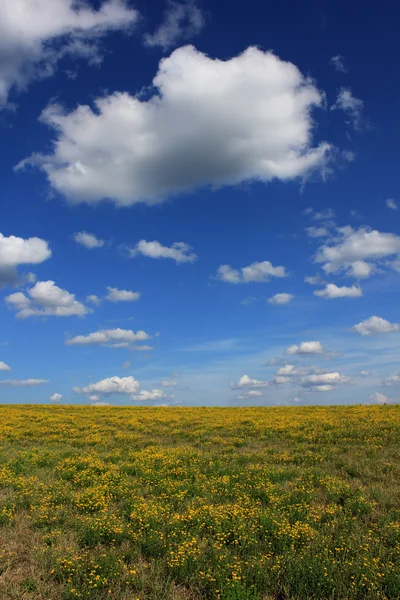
0, 405, 399, 600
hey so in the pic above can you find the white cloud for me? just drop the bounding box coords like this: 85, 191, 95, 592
73, 231, 104, 249
360, 370, 371, 376
272, 364, 313, 385
266, 357, 289, 366
270, 363, 352, 393
77, 375, 140, 396
131, 389, 173, 401
314, 226, 400, 278
0, 361, 11, 371
6, 280, 89, 318
122, 361, 131, 368
311, 208, 335, 221
105, 287, 140, 302
88, 395, 99, 402
331, 88, 364, 130
0, 234, 51, 266
217, 261, 286, 284
300, 371, 352, 391
129, 345, 155, 352
369, 392, 397, 405
268, 293, 293, 305
91, 401, 111, 406
0, 0, 138, 106
0, 379, 49, 386
306, 226, 330, 238
20, 46, 331, 205
129, 240, 196, 263
381, 372, 400, 387
272, 375, 290, 384
66, 328, 151, 348
0, 233, 51, 286
352, 316, 400, 336
240, 296, 257, 306
330, 55, 347, 73
6, 280, 89, 319
231, 374, 270, 390
286, 341, 325, 355
304, 274, 325, 285
24, 272, 37, 284
86, 294, 101, 306
160, 378, 178, 387
50, 393, 62, 401
275, 364, 301, 376
314, 283, 363, 299
386, 199, 398, 210
238, 390, 263, 399
144, 0, 204, 50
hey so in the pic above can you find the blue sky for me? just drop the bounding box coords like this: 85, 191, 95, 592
0, 0, 399, 406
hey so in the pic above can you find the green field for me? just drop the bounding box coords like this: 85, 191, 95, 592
0, 405, 399, 599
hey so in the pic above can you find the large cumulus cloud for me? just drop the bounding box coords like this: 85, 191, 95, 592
19, 45, 332, 205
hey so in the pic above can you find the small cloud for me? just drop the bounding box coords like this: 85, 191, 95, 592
106, 287, 140, 302
129, 345, 155, 352
240, 296, 257, 306
5, 280, 89, 319
0, 361, 11, 371
0, 379, 49, 387
238, 390, 263, 399
270, 363, 351, 393
314, 226, 400, 279
268, 293, 293, 305
265, 357, 290, 366
122, 361, 131, 368
306, 226, 330, 238
314, 283, 362, 299
66, 328, 151, 348
342, 150, 356, 163
286, 341, 325, 355
360, 370, 371, 377
131, 389, 174, 402
50, 393, 62, 401
312, 208, 335, 221
304, 274, 326, 286
160, 378, 178, 387
231, 374, 270, 390
216, 261, 286, 284
330, 55, 347, 73
23, 272, 37, 284
300, 371, 352, 391
128, 240, 196, 263
73, 232, 104, 249
369, 392, 397, 405
144, 0, 204, 51
86, 294, 101, 306
386, 199, 398, 210
352, 316, 400, 336
381, 372, 400, 387
331, 88, 364, 131
0, 233, 51, 287
77, 376, 140, 397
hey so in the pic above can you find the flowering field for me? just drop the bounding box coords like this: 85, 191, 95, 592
0, 405, 399, 600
